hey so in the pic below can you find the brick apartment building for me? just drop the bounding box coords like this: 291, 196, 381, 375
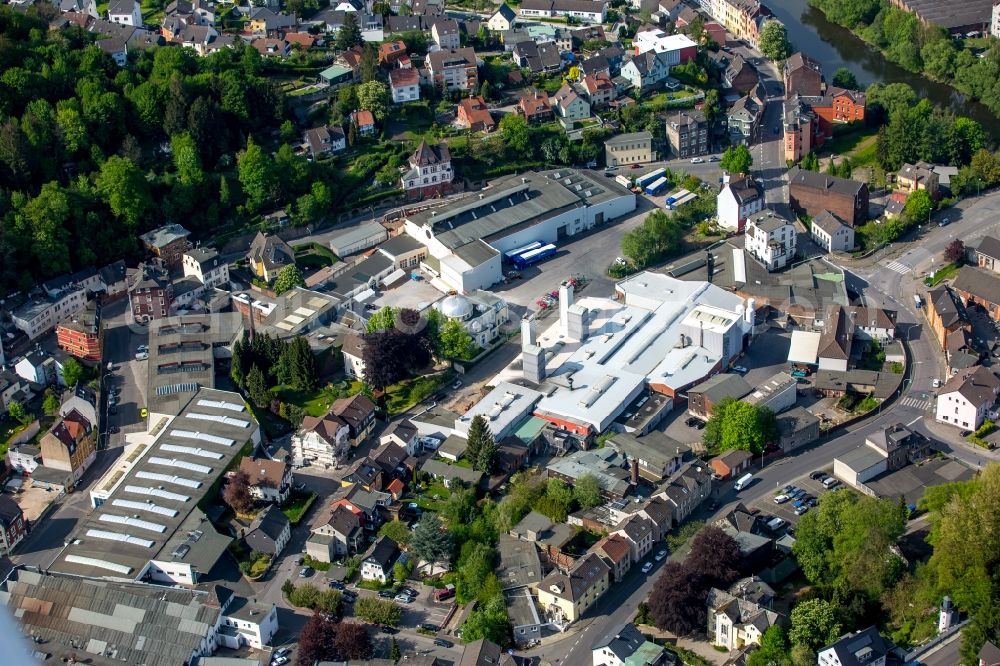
56, 300, 101, 362
788, 167, 869, 227
128, 263, 175, 323
139, 224, 191, 269
0, 496, 27, 555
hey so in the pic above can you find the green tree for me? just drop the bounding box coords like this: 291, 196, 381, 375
390, 637, 401, 662
354, 597, 403, 626
573, 473, 602, 510
460, 593, 512, 647
904, 189, 934, 225
758, 20, 791, 61
789, 599, 841, 653
476, 434, 497, 475
378, 520, 412, 548
245, 364, 270, 408
357, 80, 389, 121
455, 542, 495, 603
273, 264, 305, 294
534, 478, 574, 523
720, 144, 753, 175
747, 626, 791, 666
466, 414, 489, 468
499, 112, 530, 155
171, 132, 204, 187
337, 12, 363, 50
42, 390, 60, 416
366, 306, 398, 332
61, 358, 86, 387
237, 135, 273, 212
831, 67, 858, 90
409, 513, 453, 569
7, 400, 30, 425
95, 156, 151, 230
438, 318, 476, 360
703, 398, 776, 455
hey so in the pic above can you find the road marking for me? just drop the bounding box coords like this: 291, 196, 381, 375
900, 396, 931, 410
885, 260, 912, 274
907, 416, 924, 426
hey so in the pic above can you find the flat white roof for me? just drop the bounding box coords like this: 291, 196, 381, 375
454, 381, 543, 439
536, 362, 646, 433
788, 330, 822, 365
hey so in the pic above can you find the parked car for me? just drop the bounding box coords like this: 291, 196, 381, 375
938, 218, 950, 227
378, 590, 396, 599
272, 657, 289, 666
794, 505, 810, 516
932, 378, 942, 388
732, 365, 748, 374
774, 494, 790, 504
394, 594, 413, 603
685, 416, 703, 428
380, 625, 398, 634
451, 380, 462, 390
822, 477, 840, 489
433, 639, 454, 648
329, 581, 345, 590
342, 591, 357, 602
400, 587, 418, 597
641, 562, 653, 573
135, 352, 148, 361
793, 500, 804, 508
960, 430, 972, 437
709, 155, 720, 162
298, 567, 313, 578
136, 345, 148, 353
690, 157, 705, 164
809, 470, 826, 480
421, 623, 439, 632
655, 550, 667, 561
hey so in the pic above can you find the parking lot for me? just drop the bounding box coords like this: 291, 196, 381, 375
100, 300, 150, 448
749, 470, 838, 529
398, 585, 453, 632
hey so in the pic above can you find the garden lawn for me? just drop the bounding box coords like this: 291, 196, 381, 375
385, 371, 453, 415
924, 262, 958, 287
271, 385, 333, 417
282, 491, 318, 524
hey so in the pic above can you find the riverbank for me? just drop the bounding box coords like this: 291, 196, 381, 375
805, 0, 1000, 124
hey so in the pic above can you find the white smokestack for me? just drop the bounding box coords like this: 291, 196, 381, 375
521, 318, 536, 349
745, 298, 756, 325
559, 283, 574, 337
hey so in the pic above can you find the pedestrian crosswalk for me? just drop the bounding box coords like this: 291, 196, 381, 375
884, 260, 912, 275
900, 396, 931, 410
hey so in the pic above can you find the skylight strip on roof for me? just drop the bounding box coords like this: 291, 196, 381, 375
170, 430, 235, 446
99, 514, 167, 533
187, 413, 250, 428
64, 555, 133, 575
86, 529, 155, 548
136, 471, 202, 488
112, 499, 178, 517
196, 399, 246, 412
124, 485, 190, 502
160, 444, 225, 460
148, 456, 212, 475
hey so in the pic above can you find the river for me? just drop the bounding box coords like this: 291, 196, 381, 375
767, 0, 1000, 136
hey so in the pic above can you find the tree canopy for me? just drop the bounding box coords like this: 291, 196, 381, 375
703, 397, 777, 455
720, 144, 753, 175
758, 21, 792, 61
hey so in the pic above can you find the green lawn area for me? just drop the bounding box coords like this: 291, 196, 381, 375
817, 125, 877, 159
282, 491, 318, 524
924, 262, 959, 287
385, 371, 454, 416
413, 482, 450, 511
271, 385, 334, 417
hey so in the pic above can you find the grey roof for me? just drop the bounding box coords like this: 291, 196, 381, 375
140, 223, 191, 250
438, 434, 468, 459
494, 3, 516, 20
538, 552, 609, 602
954, 265, 1000, 306
378, 234, 424, 257
363, 535, 399, 569
689, 373, 752, 404
976, 235, 1000, 261
247, 504, 289, 543
929, 285, 966, 329
813, 369, 898, 398
605, 131, 652, 146
420, 459, 485, 485
812, 210, 850, 235
788, 167, 866, 197
837, 445, 887, 473
592, 622, 645, 659
821, 627, 891, 666
724, 176, 763, 205
497, 535, 542, 590
941, 365, 1000, 405
777, 406, 819, 435
606, 430, 687, 472
1, 569, 223, 666
453, 239, 500, 267
248, 232, 294, 273
49, 388, 258, 580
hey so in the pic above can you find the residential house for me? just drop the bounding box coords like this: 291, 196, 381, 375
432, 18, 460, 49
307, 505, 364, 561
687, 374, 752, 419
401, 140, 454, 200
657, 462, 713, 526
351, 109, 376, 136
817, 304, 853, 372
581, 73, 615, 109
13, 350, 61, 387
248, 232, 295, 283
709, 449, 752, 480
334, 484, 390, 527
519, 89, 554, 122
427, 47, 479, 92
378, 40, 408, 68
849, 305, 897, 344
897, 161, 939, 197
421, 459, 485, 488
248, 7, 297, 36
580, 53, 612, 79
13, 285, 88, 340
243, 504, 291, 557
510, 511, 575, 556
389, 67, 420, 103
953, 265, 1000, 322
788, 167, 869, 227
810, 210, 855, 253
513, 40, 563, 74
56, 300, 101, 362
0, 496, 27, 554
592, 533, 632, 582
818, 627, 891, 666
976, 236, 1000, 273
777, 406, 821, 452
547, 448, 633, 500
108, 0, 142, 26
723, 54, 758, 94
553, 84, 590, 121
727, 84, 765, 144
458, 96, 496, 132
519, 0, 607, 23
613, 514, 656, 563
39, 410, 95, 486
0, 371, 34, 414
783, 52, 824, 98
632, 29, 698, 63
935, 365, 1000, 430
536, 552, 610, 628
717, 175, 765, 232
380, 419, 420, 456
665, 108, 710, 159
361, 535, 400, 582
706, 587, 781, 650
164, 0, 214, 25
833, 423, 932, 489
239, 456, 293, 504
604, 132, 655, 167
250, 37, 292, 58
331, 393, 377, 447
592, 622, 671, 666
978, 641, 1000, 666
292, 411, 350, 468
488, 3, 517, 31
605, 430, 687, 482
926, 285, 969, 349
620, 50, 671, 94
303, 124, 347, 159
745, 210, 797, 271
182, 247, 229, 293
342, 334, 367, 379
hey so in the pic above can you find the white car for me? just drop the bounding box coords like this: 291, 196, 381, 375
135, 352, 148, 361
641, 562, 653, 573
932, 378, 941, 388
655, 550, 667, 561
136, 345, 148, 353
272, 657, 289, 666
774, 494, 790, 504
690, 157, 705, 164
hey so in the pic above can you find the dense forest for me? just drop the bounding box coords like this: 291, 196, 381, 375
0, 6, 350, 294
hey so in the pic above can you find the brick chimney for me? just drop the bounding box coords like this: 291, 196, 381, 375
630, 458, 639, 485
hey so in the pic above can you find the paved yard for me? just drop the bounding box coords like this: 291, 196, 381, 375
13, 482, 61, 522
864, 456, 976, 503
749, 471, 837, 529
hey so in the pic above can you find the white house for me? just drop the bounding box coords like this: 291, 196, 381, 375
14, 350, 62, 387
620, 50, 671, 94
360, 536, 400, 583
810, 210, 854, 253
108, 0, 142, 26
592, 622, 670, 666
612, 514, 655, 564
553, 84, 591, 120
388, 67, 420, 103
488, 3, 517, 31
818, 627, 890, 666
182, 247, 229, 291
935, 365, 1000, 431
216, 590, 280, 650
431, 19, 461, 50
12, 286, 87, 340
706, 587, 780, 651
341, 334, 367, 380
292, 411, 350, 468
239, 457, 293, 504
744, 211, 796, 271
380, 419, 420, 456
717, 176, 764, 232
632, 30, 697, 65
519, 0, 606, 23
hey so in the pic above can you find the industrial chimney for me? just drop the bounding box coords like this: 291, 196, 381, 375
630, 458, 639, 485
521, 317, 536, 349
559, 282, 574, 337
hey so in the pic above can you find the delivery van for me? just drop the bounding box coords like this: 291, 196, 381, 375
734, 473, 754, 491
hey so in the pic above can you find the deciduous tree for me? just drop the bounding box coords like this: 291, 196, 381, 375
499, 112, 530, 155
944, 239, 966, 265
297, 614, 337, 666
686, 526, 743, 589
62, 358, 85, 387
759, 20, 791, 62
574, 473, 602, 510
273, 264, 305, 295
357, 80, 389, 121
224, 470, 255, 513
438, 318, 476, 360
831, 67, 859, 90
720, 144, 753, 175
333, 622, 372, 660
354, 597, 403, 626
237, 135, 273, 212
95, 156, 151, 230
789, 599, 842, 652
648, 561, 705, 635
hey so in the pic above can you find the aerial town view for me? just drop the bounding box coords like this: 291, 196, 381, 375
1, 0, 1000, 663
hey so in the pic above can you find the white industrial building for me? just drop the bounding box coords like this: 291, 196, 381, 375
485, 272, 751, 437
403, 169, 636, 293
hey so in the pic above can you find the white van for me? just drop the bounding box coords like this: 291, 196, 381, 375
734, 473, 754, 491
766, 517, 786, 531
